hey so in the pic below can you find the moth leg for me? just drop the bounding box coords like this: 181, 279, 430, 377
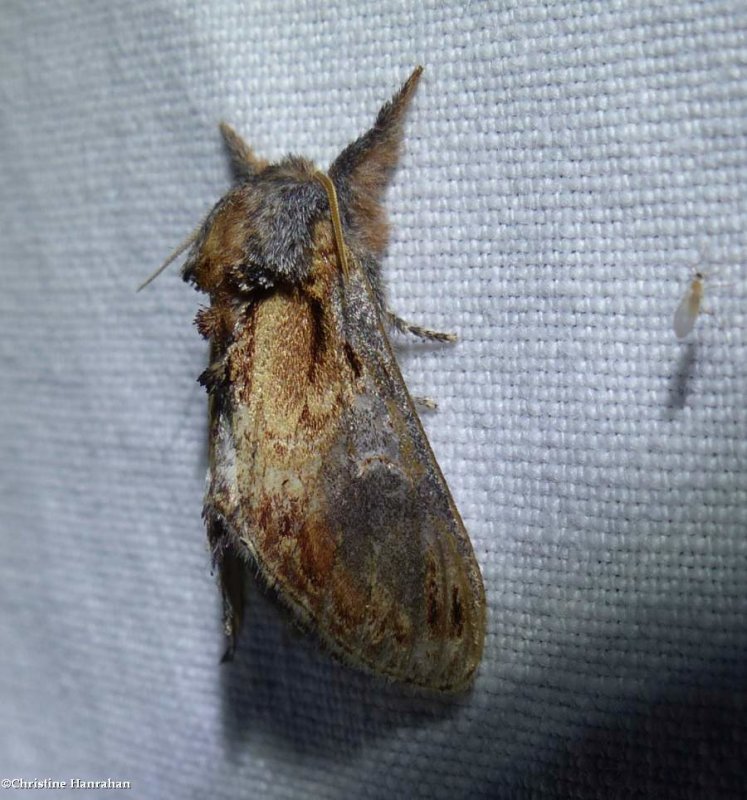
206, 515, 246, 662
701, 307, 727, 334
413, 395, 438, 411
386, 311, 457, 343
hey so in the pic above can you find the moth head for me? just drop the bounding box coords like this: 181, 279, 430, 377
180, 67, 422, 295
183, 154, 329, 293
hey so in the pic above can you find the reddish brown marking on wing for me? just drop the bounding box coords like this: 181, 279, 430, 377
261, 509, 339, 612
296, 517, 337, 593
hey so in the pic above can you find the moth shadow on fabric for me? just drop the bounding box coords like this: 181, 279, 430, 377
540, 679, 747, 799
665, 341, 697, 413
479, 479, 747, 798
219, 580, 466, 758
522, 581, 747, 798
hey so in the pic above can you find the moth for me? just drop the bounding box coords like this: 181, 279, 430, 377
149, 67, 486, 691
673, 271, 706, 340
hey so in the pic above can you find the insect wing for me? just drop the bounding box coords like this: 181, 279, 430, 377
205, 254, 485, 691
673, 286, 698, 339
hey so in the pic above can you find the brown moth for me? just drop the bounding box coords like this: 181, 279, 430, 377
154, 67, 486, 691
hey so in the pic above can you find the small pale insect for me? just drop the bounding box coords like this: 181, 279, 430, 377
673, 271, 705, 340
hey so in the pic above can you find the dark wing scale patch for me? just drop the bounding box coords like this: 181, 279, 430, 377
343, 341, 363, 378
451, 585, 464, 638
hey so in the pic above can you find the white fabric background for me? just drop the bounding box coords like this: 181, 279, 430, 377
2, 1, 746, 797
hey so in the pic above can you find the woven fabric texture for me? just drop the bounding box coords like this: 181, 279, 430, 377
1, 2, 746, 797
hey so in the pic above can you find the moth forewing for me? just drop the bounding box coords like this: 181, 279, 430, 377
330, 253, 486, 689
673, 272, 704, 340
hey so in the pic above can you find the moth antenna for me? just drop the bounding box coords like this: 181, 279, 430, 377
315, 171, 350, 278
137, 225, 201, 292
